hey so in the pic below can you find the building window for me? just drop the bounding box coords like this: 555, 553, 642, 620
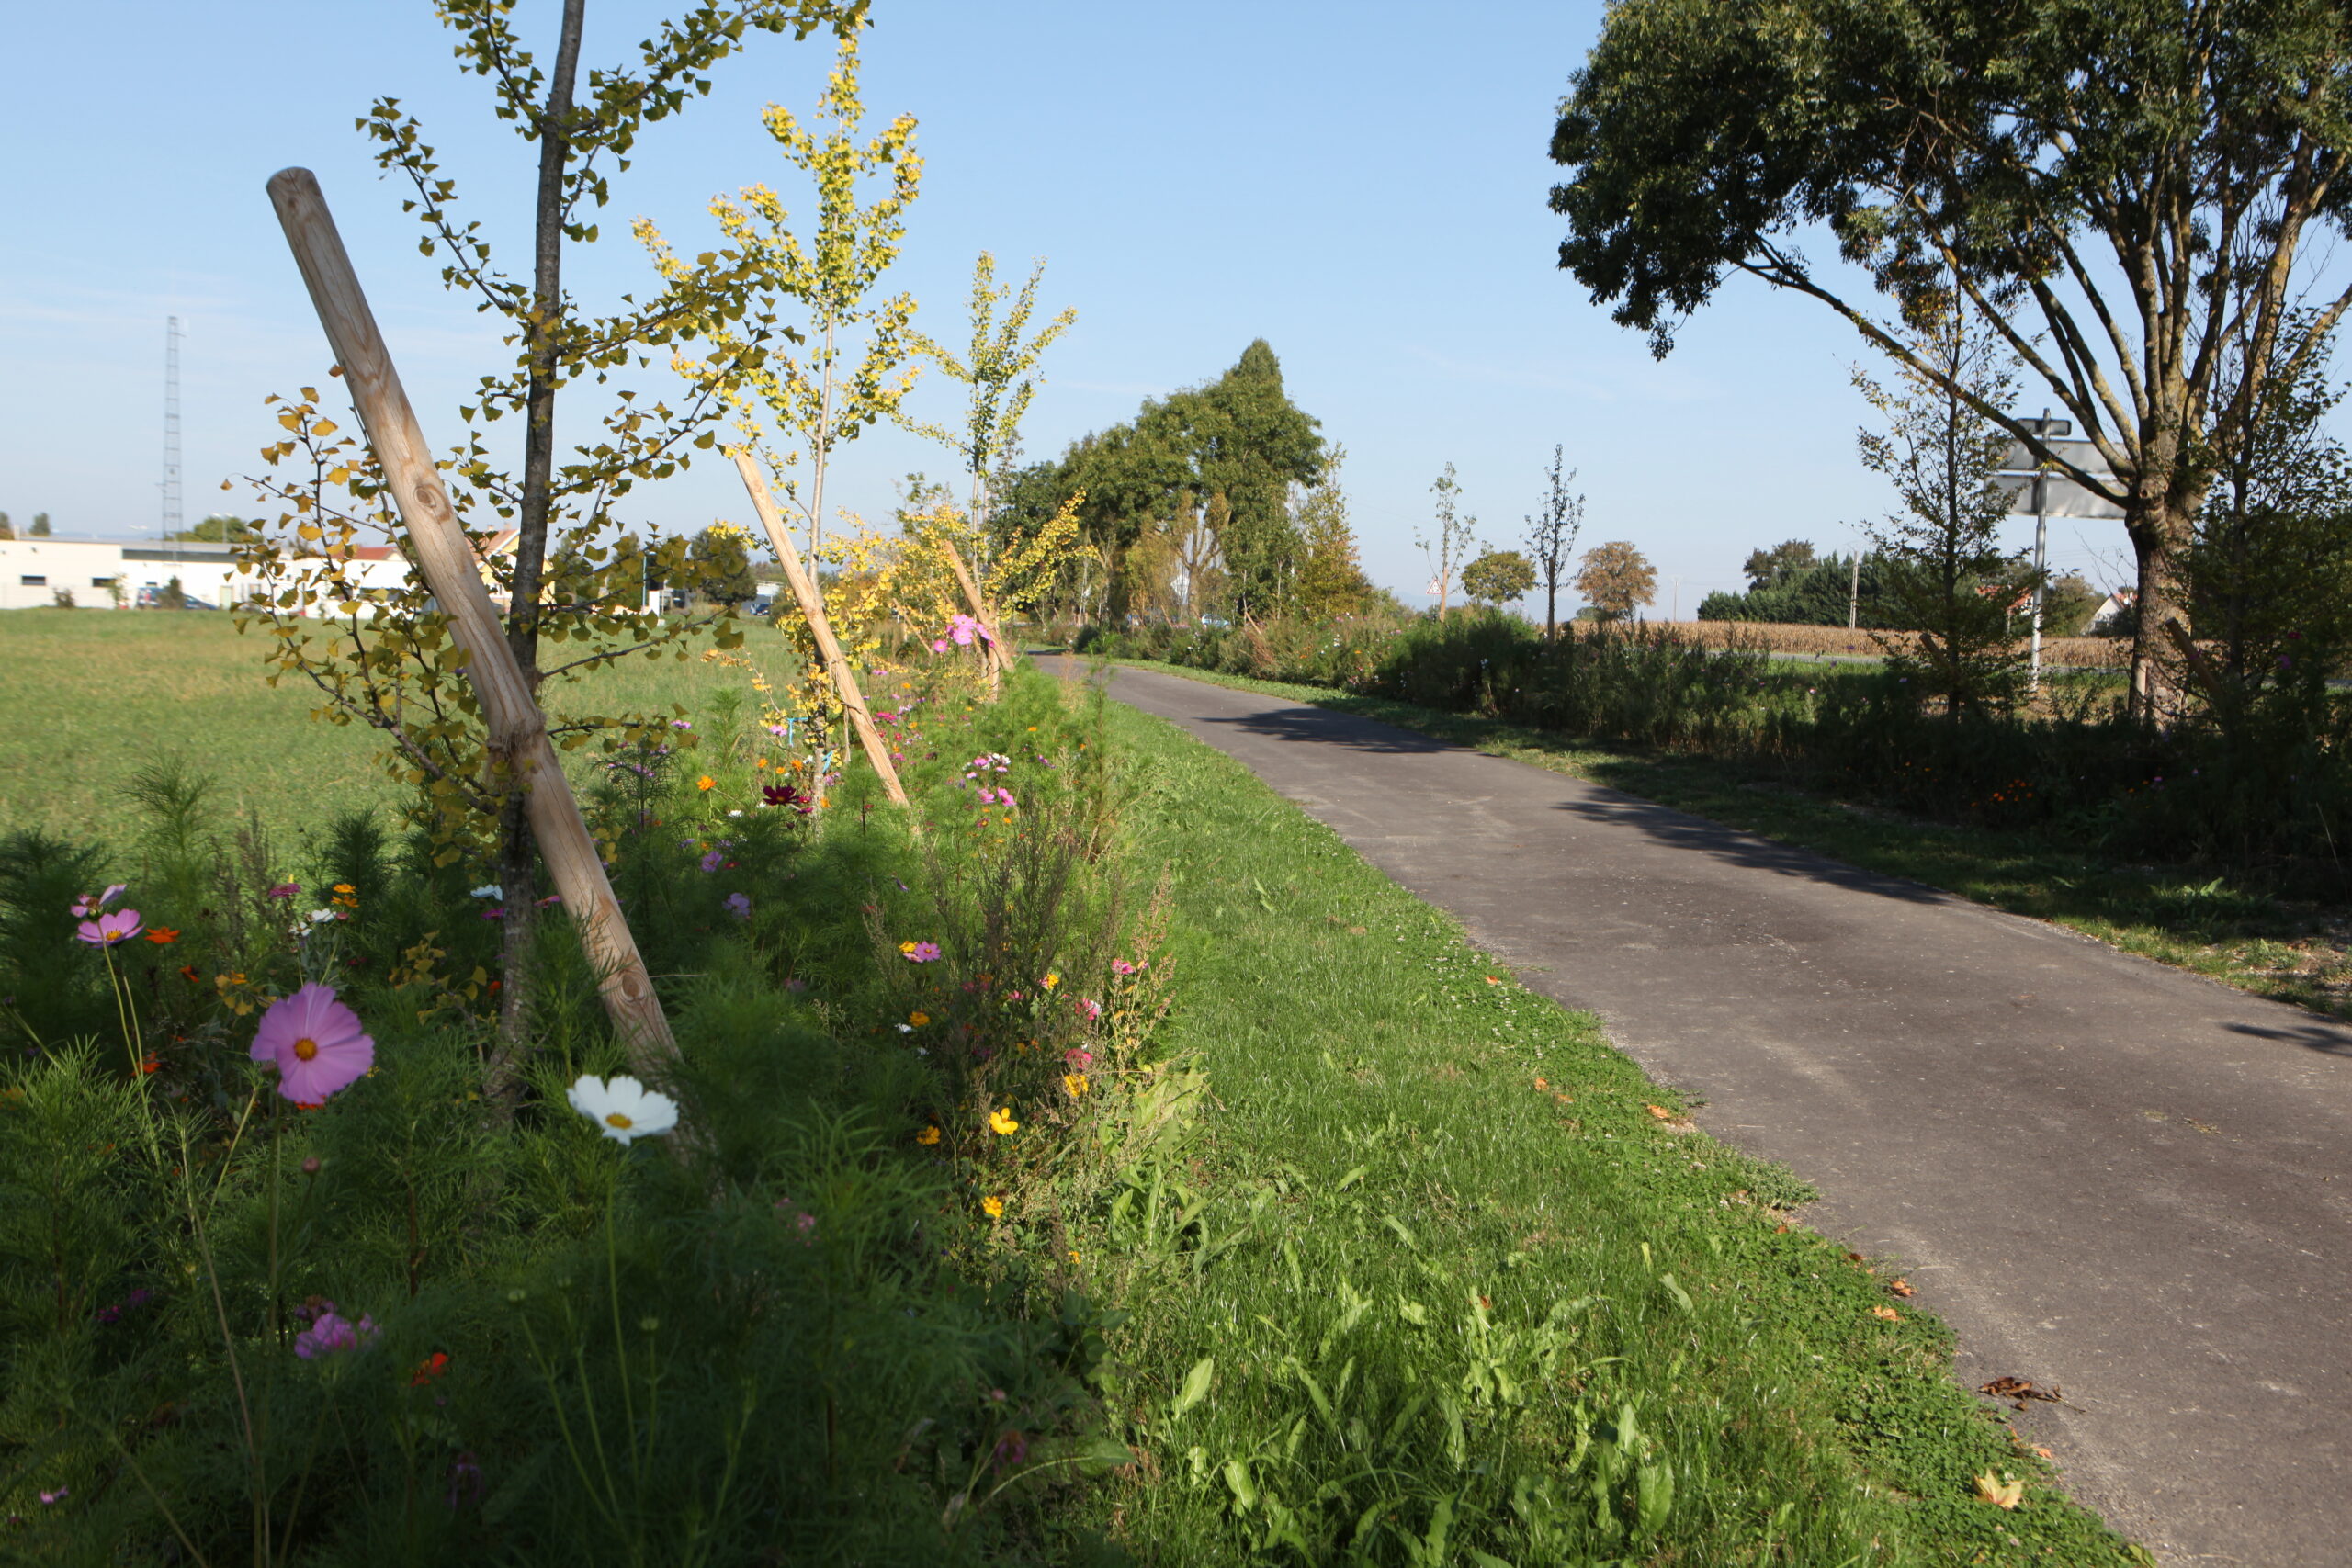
92, 577, 117, 589
19, 575, 45, 587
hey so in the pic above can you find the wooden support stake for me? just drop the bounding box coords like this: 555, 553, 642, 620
266, 167, 674, 1067
941, 542, 1009, 691
730, 452, 911, 812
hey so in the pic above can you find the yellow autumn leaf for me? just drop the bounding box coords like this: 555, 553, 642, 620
1973, 1471, 2024, 1510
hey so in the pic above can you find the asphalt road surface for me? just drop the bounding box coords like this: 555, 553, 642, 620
1060, 657, 2352, 1567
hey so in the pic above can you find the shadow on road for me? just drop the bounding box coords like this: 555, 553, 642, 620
1551, 793, 1953, 906
1188, 704, 1454, 756
2222, 1018, 2352, 1057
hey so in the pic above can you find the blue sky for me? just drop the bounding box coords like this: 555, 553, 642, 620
3, 0, 2167, 608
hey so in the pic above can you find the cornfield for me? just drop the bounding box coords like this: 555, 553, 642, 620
1642, 621, 2128, 668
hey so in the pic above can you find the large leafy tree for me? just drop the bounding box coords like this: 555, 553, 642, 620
1549, 0, 2352, 716
1050, 340, 1324, 617
1576, 540, 1657, 622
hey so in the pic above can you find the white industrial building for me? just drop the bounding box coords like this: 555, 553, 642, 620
0, 536, 419, 614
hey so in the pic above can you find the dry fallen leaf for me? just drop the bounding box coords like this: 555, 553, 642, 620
1979, 1376, 2063, 1409
1484, 975, 1502, 985
1889, 1277, 1916, 1298
1645, 1104, 1675, 1121
1871, 1305, 1902, 1321
1533, 1077, 1549, 1090
1974, 1471, 2025, 1509
2033, 1446, 2054, 1460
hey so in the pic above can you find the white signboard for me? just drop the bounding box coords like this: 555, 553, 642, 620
1996, 436, 2125, 519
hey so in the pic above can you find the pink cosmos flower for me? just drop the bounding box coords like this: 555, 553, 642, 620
946, 614, 981, 647
266, 883, 300, 900
1112, 959, 1144, 976
1076, 998, 1102, 1022
900, 941, 942, 964
932, 637, 952, 654
1064, 1047, 1095, 1070
249, 983, 375, 1104
76, 908, 144, 946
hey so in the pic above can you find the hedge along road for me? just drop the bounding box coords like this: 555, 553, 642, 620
1054, 656, 2350, 1568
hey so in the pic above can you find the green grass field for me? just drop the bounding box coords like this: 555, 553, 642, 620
0, 608, 802, 854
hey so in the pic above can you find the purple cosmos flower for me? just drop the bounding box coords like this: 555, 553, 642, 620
763, 783, 813, 815
76, 908, 144, 946
249, 983, 375, 1104
294, 1309, 379, 1359
671, 718, 694, 730
900, 942, 942, 964
446, 1452, 485, 1510
39, 1488, 66, 1506
266, 883, 300, 900
699, 850, 725, 874
724, 892, 752, 920
72, 884, 128, 918
479, 907, 505, 921
1112, 959, 1144, 976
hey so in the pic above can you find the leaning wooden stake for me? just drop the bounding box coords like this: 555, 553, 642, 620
266, 167, 674, 1067
941, 541, 1010, 692
730, 452, 912, 813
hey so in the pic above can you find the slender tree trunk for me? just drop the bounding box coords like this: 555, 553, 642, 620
1544, 574, 1557, 640
496, 0, 585, 1052
809, 316, 835, 558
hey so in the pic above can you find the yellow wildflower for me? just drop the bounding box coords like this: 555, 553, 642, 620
982, 1194, 1005, 1219
916, 1125, 941, 1145
696, 775, 716, 791
1043, 972, 1060, 990
909, 1010, 931, 1027
1063, 1073, 1089, 1097
988, 1107, 1019, 1136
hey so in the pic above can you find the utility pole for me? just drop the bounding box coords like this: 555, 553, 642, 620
1847, 550, 1861, 629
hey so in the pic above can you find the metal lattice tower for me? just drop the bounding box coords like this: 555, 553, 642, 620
161, 316, 183, 541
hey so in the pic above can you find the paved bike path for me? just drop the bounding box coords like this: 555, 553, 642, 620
1068, 659, 2352, 1567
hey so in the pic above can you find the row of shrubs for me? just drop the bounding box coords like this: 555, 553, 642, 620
1, 662, 1170, 1563
1078, 609, 2352, 886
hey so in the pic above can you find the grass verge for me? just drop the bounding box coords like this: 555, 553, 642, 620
1095, 655, 2352, 1023
1077, 691, 2145, 1564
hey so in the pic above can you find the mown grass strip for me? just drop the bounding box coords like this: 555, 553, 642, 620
1096, 654, 2352, 1022
1080, 691, 2143, 1565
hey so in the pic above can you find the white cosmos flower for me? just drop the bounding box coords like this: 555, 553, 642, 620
469, 884, 501, 899
567, 1074, 680, 1145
